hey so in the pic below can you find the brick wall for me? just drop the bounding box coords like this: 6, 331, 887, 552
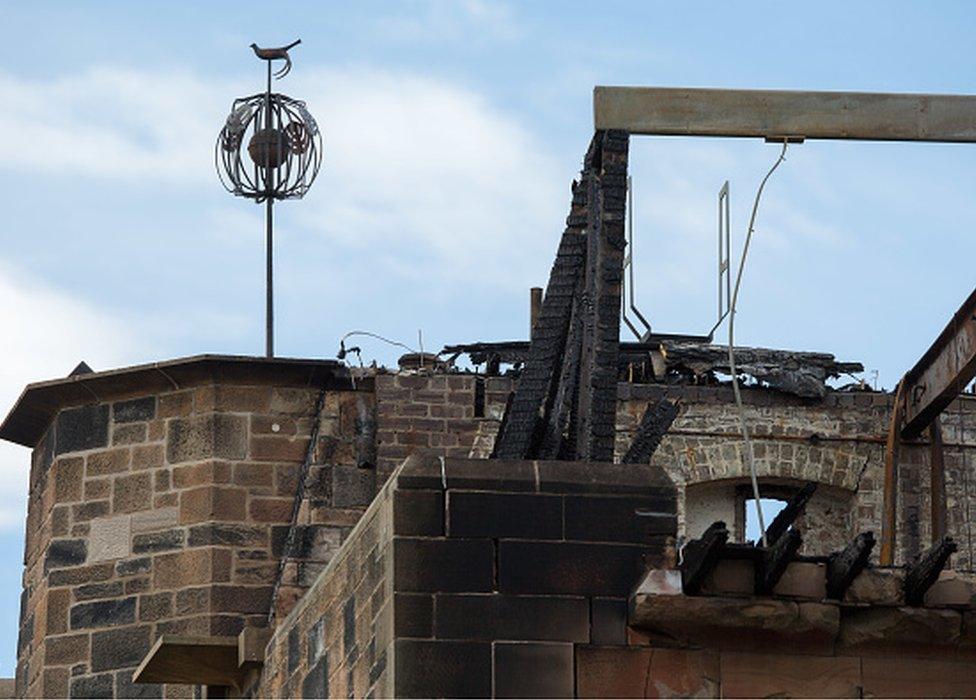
17, 376, 372, 698
253, 455, 676, 698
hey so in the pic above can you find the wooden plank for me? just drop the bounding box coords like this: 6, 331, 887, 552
904, 536, 957, 606
594, 86, 976, 142
825, 532, 875, 600
901, 286, 976, 439
880, 378, 906, 566
133, 635, 243, 689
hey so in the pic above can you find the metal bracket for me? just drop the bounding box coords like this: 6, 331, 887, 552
708, 181, 731, 340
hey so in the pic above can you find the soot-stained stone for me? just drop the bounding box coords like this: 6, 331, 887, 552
56, 404, 110, 455
45, 539, 88, 573
113, 397, 156, 424
188, 523, 266, 548
302, 655, 329, 699
394, 639, 491, 698
288, 627, 301, 674
69, 673, 113, 699
115, 670, 162, 699
116, 557, 151, 577
343, 597, 356, 657
132, 529, 185, 554
91, 625, 151, 671
590, 598, 628, 645
70, 597, 136, 629
493, 642, 574, 698
307, 619, 325, 665
447, 492, 562, 539
331, 465, 376, 507
393, 538, 493, 593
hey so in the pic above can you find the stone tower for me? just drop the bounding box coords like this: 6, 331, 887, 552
1, 355, 374, 698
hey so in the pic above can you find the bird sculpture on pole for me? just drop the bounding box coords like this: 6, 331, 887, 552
250, 39, 302, 80
216, 40, 323, 357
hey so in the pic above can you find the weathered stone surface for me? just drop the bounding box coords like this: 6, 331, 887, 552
844, 567, 905, 606
433, 594, 589, 643
838, 606, 962, 653
187, 523, 267, 548
88, 515, 131, 562
924, 571, 976, 608
116, 557, 150, 576
69, 597, 136, 629
46, 633, 90, 666
772, 562, 827, 600
154, 549, 211, 588
56, 404, 110, 455
861, 655, 976, 698
45, 539, 87, 572
331, 465, 376, 507
167, 414, 247, 463
302, 655, 329, 700
576, 646, 652, 698
54, 457, 84, 502
394, 639, 491, 698
90, 625, 151, 671
720, 651, 861, 698
701, 559, 753, 597
112, 472, 152, 513
75, 581, 124, 601
138, 592, 173, 622
591, 597, 628, 645
113, 397, 155, 424
493, 642, 573, 698
132, 529, 185, 554
179, 486, 246, 524
634, 568, 683, 597
115, 669, 162, 699
130, 506, 178, 534
69, 672, 113, 698
85, 449, 130, 477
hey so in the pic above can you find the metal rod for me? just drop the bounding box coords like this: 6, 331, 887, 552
265, 60, 274, 358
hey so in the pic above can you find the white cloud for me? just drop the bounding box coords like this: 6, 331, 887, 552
0, 64, 565, 288
0, 265, 143, 532
372, 0, 522, 43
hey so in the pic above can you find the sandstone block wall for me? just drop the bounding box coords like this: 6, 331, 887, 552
253, 455, 676, 698
17, 371, 372, 698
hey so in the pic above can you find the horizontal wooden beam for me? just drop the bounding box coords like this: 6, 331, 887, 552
594, 86, 976, 142
901, 286, 976, 439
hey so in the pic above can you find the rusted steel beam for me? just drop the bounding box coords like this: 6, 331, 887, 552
901, 286, 976, 439
929, 416, 948, 541
594, 86, 976, 143
880, 379, 906, 566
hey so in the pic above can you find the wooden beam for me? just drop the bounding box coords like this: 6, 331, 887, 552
825, 532, 876, 600
133, 635, 243, 689
756, 528, 803, 595
901, 286, 976, 439
680, 521, 729, 595
758, 482, 817, 547
594, 86, 976, 143
905, 536, 957, 606
880, 378, 907, 566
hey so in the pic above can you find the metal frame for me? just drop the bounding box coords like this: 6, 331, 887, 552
594, 85, 976, 566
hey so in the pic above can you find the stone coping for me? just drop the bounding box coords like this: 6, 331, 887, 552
1, 353, 352, 447
631, 567, 976, 659
397, 454, 676, 493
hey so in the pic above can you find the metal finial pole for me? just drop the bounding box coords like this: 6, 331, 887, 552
265, 59, 274, 358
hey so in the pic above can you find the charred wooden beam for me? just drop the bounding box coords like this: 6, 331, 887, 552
905, 536, 957, 606
661, 342, 863, 399
537, 287, 583, 460
758, 482, 817, 547
901, 286, 976, 439
493, 176, 589, 459
825, 532, 876, 600
680, 521, 729, 595
621, 399, 679, 464
756, 528, 803, 595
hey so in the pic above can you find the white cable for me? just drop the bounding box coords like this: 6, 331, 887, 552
728, 141, 789, 547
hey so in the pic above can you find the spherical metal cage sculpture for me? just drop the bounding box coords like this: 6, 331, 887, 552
216, 92, 322, 201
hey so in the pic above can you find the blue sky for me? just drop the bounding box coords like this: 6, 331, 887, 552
1, 0, 976, 675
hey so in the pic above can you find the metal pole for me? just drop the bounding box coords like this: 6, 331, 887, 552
265, 60, 274, 358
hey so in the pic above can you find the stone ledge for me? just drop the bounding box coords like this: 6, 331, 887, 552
396, 454, 675, 495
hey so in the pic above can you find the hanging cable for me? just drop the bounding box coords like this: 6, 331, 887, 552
728, 140, 789, 547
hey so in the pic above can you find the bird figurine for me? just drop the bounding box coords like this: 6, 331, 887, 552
250, 39, 301, 79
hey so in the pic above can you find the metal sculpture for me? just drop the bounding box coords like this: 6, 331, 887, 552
216, 39, 323, 357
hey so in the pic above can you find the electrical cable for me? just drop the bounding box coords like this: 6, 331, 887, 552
728, 141, 789, 547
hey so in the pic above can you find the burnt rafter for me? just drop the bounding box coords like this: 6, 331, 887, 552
621, 399, 679, 464
756, 482, 818, 547
680, 521, 729, 595
825, 531, 876, 600
493, 130, 629, 462
905, 535, 958, 606
756, 527, 803, 595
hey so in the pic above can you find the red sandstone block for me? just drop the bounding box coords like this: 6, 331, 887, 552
250, 497, 293, 523
113, 472, 152, 514
157, 391, 193, 418
250, 435, 309, 462
576, 646, 651, 698
172, 461, 232, 489
397, 432, 430, 447
131, 443, 164, 471
179, 486, 247, 524
721, 652, 859, 699
53, 458, 83, 502
86, 449, 131, 477
251, 415, 298, 436
154, 549, 212, 588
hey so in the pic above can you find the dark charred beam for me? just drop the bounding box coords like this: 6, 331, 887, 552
489, 391, 514, 459
929, 416, 948, 541
756, 528, 803, 595
825, 532, 876, 600
621, 399, 679, 464
757, 482, 817, 547
574, 130, 628, 462
901, 286, 976, 439
537, 290, 583, 460
905, 536, 957, 606
661, 342, 863, 399
493, 175, 589, 459
680, 521, 729, 595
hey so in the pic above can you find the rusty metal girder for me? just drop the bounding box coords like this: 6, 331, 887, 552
901, 286, 976, 439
